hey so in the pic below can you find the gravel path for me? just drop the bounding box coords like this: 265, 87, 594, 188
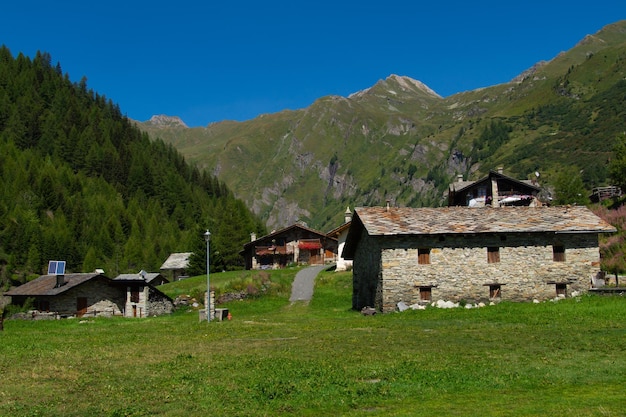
289, 265, 328, 302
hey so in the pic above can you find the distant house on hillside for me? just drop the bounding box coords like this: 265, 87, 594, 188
4, 271, 174, 319
448, 168, 542, 207
241, 223, 338, 270
327, 207, 353, 272
343, 205, 615, 313
160, 252, 193, 281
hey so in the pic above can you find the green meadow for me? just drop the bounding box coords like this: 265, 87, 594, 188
1, 268, 625, 416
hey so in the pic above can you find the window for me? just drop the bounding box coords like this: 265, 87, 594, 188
35, 300, 50, 312
487, 247, 500, 263
553, 245, 565, 262
130, 288, 140, 303
489, 285, 501, 299
419, 287, 432, 301
556, 283, 567, 297
418, 248, 431, 265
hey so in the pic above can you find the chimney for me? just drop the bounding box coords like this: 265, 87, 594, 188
386, 200, 391, 212
457, 174, 463, 182
250, 232, 257, 242
344, 206, 352, 224
55, 275, 65, 288
497, 166, 504, 174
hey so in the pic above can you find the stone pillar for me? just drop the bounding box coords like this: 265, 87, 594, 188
491, 177, 499, 207
204, 290, 215, 321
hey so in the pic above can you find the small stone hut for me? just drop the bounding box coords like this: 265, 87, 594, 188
343, 205, 615, 313
5, 272, 173, 318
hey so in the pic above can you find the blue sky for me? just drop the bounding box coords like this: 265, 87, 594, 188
2, 1, 625, 127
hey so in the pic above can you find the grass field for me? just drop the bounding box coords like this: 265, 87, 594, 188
1, 268, 626, 416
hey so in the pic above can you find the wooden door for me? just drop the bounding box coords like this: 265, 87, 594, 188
76, 297, 88, 317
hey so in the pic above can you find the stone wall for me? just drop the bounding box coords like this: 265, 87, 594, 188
352, 228, 382, 310
353, 231, 602, 313
147, 288, 174, 316
122, 285, 174, 317
47, 281, 124, 317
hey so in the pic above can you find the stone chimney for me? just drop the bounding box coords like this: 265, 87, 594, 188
497, 166, 504, 174
386, 200, 391, 212
55, 275, 65, 288
457, 174, 463, 182
250, 232, 257, 242
344, 206, 352, 224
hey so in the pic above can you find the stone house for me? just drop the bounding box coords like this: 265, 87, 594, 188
342, 205, 615, 313
4, 272, 173, 318
241, 223, 338, 270
113, 274, 174, 318
448, 168, 542, 207
160, 252, 193, 281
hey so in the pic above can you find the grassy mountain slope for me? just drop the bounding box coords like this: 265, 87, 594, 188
139, 21, 626, 231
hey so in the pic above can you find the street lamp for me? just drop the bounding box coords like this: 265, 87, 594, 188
204, 229, 211, 322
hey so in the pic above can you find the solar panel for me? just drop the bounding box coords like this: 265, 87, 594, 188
48, 261, 66, 275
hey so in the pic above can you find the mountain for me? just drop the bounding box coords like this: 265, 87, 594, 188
138, 21, 626, 232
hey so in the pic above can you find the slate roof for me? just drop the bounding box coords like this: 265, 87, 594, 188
4, 273, 110, 296
114, 271, 164, 284
160, 252, 192, 270
353, 206, 616, 236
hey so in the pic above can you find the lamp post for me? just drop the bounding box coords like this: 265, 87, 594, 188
204, 229, 211, 322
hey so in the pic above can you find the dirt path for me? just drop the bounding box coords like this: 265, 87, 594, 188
289, 265, 328, 302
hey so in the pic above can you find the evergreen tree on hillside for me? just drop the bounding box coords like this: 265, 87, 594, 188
0, 46, 265, 288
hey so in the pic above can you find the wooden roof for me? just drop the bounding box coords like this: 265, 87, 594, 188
4, 273, 111, 296
243, 223, 335, 250
449, 170, 540, 194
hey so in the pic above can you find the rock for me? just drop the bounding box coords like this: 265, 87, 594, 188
361, 306, 377, 316
436, 300, 458, 309
397, 301, 409, 312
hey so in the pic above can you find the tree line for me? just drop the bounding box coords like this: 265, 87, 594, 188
0, 46, 265, 288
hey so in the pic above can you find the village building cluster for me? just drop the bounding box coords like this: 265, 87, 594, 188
2, 168, 617, 317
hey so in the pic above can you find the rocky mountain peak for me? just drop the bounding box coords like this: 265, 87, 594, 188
348, 74, 441, 100
146, 115, 188, 128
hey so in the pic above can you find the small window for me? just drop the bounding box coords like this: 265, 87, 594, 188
418, 248, 431, 265
556, 283, 567, 297
130, 289, 140, 303
489, 285, 501, 299
553, 245, 565, 262
419, 287, 432, 301
36, 300, 50, 312
487, 247, 500, 263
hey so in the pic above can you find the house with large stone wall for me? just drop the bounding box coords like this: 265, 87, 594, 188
342, 205, 615, 313
5, 272, 173, 318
